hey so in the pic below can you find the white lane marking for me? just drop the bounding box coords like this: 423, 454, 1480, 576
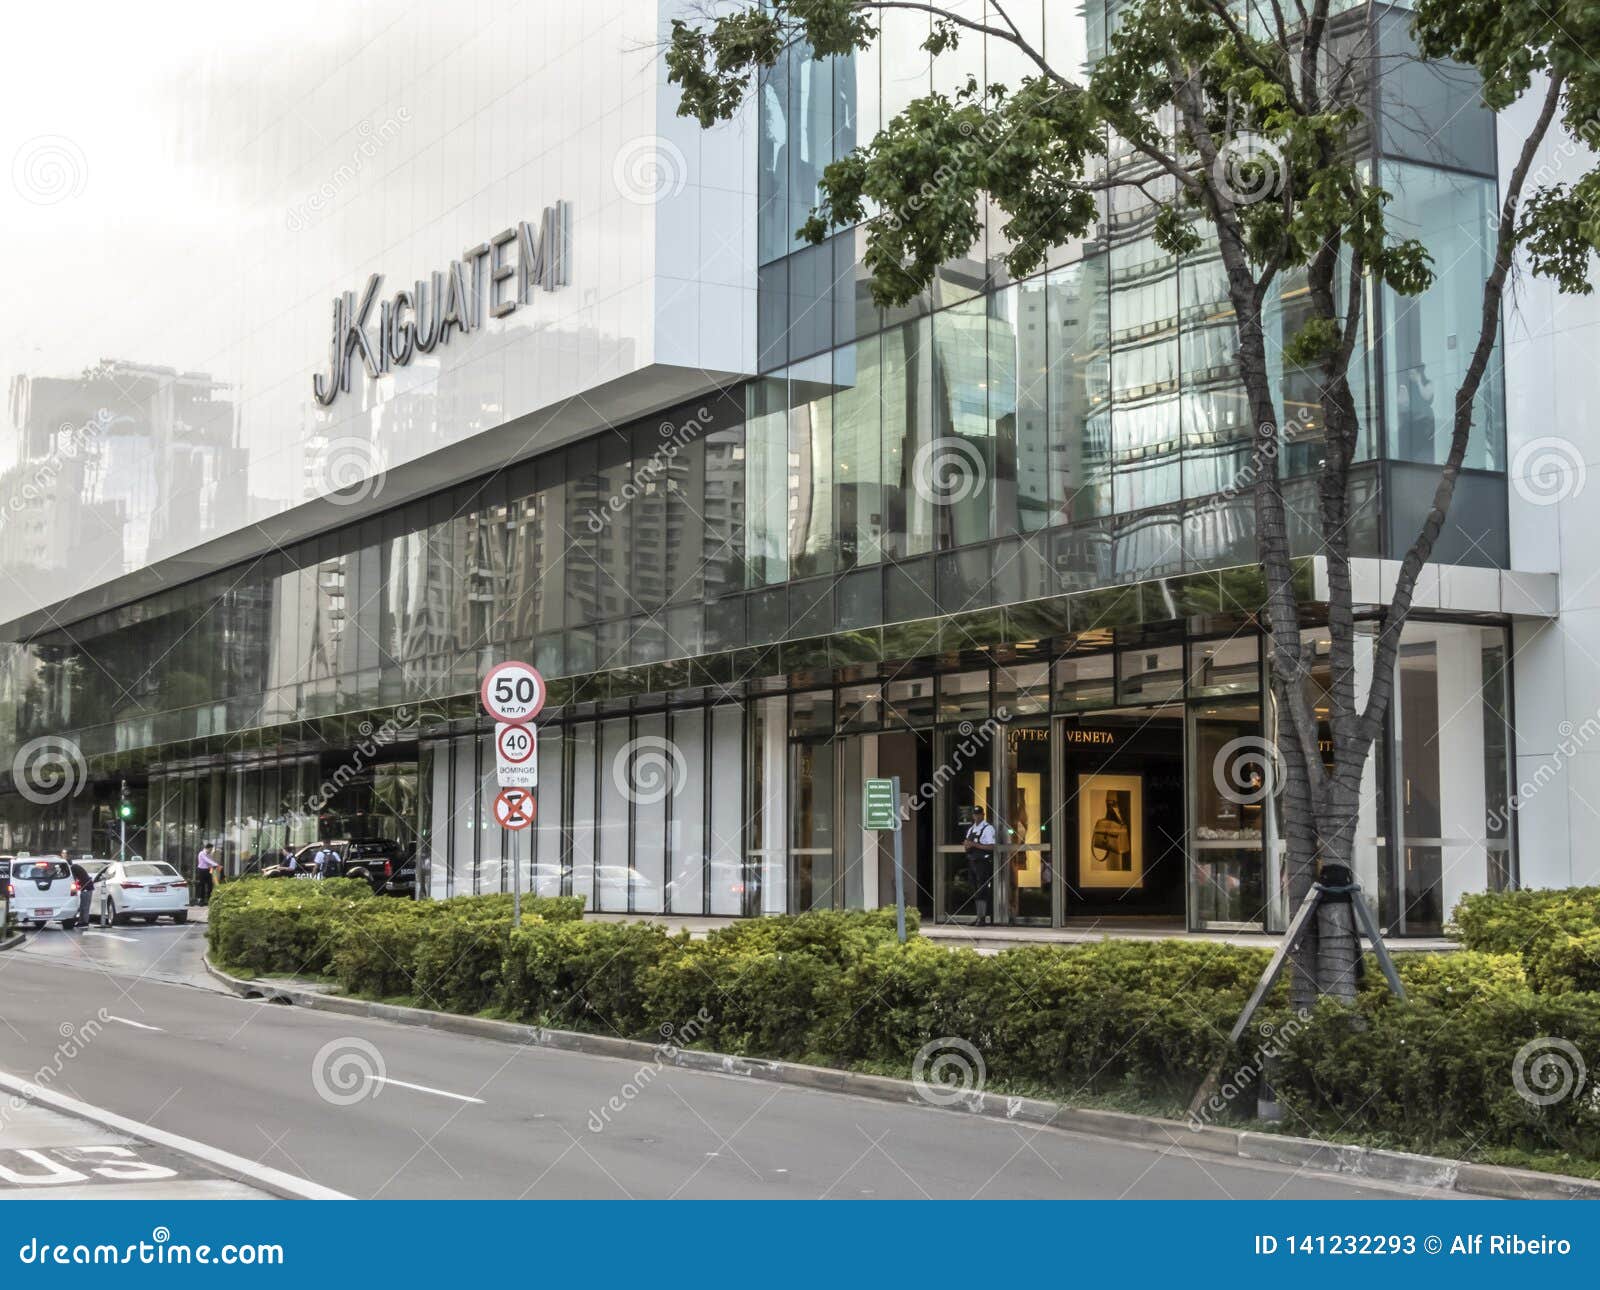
105, 1015, 163, 1032
367, 1076, 484, 1104
0, 1069, 350, 1201
82, 931, 138, 943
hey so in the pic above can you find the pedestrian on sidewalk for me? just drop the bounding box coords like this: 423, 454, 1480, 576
195, 843, 220, 906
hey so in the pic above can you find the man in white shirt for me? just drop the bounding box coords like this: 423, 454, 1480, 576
312, 845, 330, 879
963, 805, 997, 925
195, 845, 220, 906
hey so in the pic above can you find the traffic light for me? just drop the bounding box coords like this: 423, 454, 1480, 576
118, 780, 133, 821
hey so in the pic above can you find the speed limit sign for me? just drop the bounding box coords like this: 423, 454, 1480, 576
481, 660, 545, 723
496, 722, 536, 764
495, 721, 537, 788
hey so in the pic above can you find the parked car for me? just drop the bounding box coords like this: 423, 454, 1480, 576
260, 839, 415, 896
93, 860, 189, 925
7, 857, 83, 929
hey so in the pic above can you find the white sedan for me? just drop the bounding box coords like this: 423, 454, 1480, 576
93, 861, 190, 926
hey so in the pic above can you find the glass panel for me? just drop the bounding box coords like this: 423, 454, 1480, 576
709, 705, 745, 915
1187, 636, 1260, 698
883, 317, 936, 558
938, 670, 991, 723
790, 739, 836, 911
757, 51, 792, 265
1391, 622, 1512, 934
937, 719, 999, 923
570, 724, 597, 911
670, 709, 706, 914
1118, 642, 1185, 705
630, 713, 667, 915
533, 725, 564, 898
477, 732, 501, 895
1054, 649, 1116, 710
994, 663, 1049, 720
1382, 162, 1503, 470
745, 377, 790, 586
1189, 701, 1268, 929
449, 735, 477, 901
933, 296, 993, 548
998, 720, 1052, 925
597, 718, 631, 912
834, 339, 885, 569
789, 356, 836, 579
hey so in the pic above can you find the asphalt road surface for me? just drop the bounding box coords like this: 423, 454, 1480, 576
0, 923, 1451, 1200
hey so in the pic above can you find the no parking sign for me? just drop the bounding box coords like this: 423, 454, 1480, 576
492, 787, 535, 831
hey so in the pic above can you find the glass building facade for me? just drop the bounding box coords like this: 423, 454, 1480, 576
0, 2, 1522, 936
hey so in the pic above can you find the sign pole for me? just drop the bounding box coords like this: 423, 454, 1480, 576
891, 775, 906, 945
512, 828, 521, 928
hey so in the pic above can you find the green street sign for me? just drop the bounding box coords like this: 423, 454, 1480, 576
863, 777, 900, 831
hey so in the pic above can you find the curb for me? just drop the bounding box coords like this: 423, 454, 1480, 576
0, 932, 23, 952
201, 956, 1600, 1201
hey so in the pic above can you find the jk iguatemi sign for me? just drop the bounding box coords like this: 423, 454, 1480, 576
313, 200, 570, 406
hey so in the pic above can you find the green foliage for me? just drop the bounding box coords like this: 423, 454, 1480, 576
213, 883, 583, 986
1451, 887, 1600, 959
1274, 990, 1600, 1159
1531, 932, 1600, 996
1392, 949, 1529, 1006
500, 920, 683, 1037
640, 906, 917, 1058
207, 878, 374, 977
330, 900, 436, 999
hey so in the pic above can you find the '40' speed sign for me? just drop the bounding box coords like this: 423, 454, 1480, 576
481, 661, 546, 723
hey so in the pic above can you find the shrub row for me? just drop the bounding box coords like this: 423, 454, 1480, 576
207, 878, 583, 995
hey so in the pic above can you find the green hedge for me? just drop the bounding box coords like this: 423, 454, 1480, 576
1273, 990, 1600, 1159
207, 878, 375, 976
209, 880, 583, 987
1452, 887, 1600, 957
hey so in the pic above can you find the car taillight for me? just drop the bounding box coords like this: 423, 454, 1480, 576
71, 879, 81, 894
384, 861, 392, 876
118, 881, 144, 890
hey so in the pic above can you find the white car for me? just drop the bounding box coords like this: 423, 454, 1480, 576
7, 858, 83, 929
93, 861, 190, 926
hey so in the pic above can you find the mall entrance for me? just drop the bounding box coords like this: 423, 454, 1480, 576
782, 649, 1276, 932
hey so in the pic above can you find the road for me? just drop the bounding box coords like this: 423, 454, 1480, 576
0, 922, 1448, 1200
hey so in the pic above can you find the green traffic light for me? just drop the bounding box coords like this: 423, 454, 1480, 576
118, 802, 133, 819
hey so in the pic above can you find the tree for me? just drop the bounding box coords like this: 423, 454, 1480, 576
667, 0, 1598, 1000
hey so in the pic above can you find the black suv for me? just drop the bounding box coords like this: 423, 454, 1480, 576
261, 839, 414, 896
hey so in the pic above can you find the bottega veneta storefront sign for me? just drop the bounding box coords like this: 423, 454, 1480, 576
313, 201, 570, 406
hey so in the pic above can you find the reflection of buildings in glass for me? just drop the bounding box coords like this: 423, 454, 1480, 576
5, 360, 243, 579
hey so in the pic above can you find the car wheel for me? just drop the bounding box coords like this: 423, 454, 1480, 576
172, 910, 189, 924
61, 917, 77, 930
111, 903, 130, 927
